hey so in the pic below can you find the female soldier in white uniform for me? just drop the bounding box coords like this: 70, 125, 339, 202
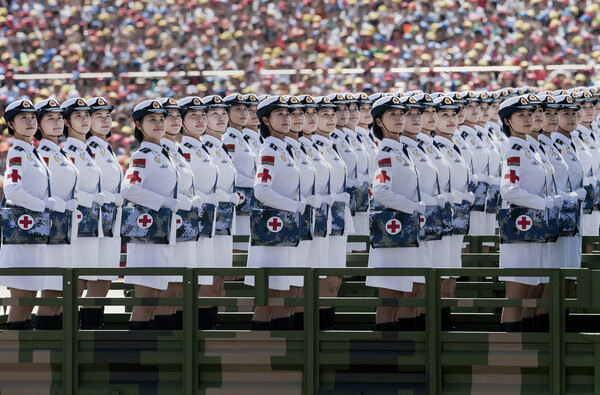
36, 99, 79, 329
244, 97, 305, 330
201, 95, 242, 328
311, 96, 354, 330
297, 95, 336, 330
222, 94, 257, 252
62, 98, 108, 329
123, 100, 179, 330
178, 96, 220, 329
498, 96, 557, 332
0, 99, 66, 329
399, 95, 448, 330
241, 93, 263, 158
353, 93, 378, 178
84, 97, 123, 329
433, 96, 475, 330
151, 97, 197, 330
365, 96, 426, 331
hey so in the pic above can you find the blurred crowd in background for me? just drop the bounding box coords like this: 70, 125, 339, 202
0, 0, 599, 166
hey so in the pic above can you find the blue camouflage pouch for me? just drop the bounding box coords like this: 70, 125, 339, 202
234, 186, 255, 216
76, 203, 100, 237
1, 206, 50, 244
499, 205, 548, 244
175, 208, 200, 242
330, 201, 346, 236
369, 209, 420, 248
198, 203, 215, 238
121, 205, 171, 244
214, 201, 234, 236
250, 207, 300, 247
313, 203, 329, 238
451, 200, 471, 235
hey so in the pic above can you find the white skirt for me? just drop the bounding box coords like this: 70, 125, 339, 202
499, 243, 544, 286
124, 243, 176, 290
94, 236, 121, 282
196, 237, 215, 285
44, 244, 74, 291
289, 240, 311, 287
307, 235, 330, 268
0, 244, 48, 291
448, 235, 464, 270
233, 214, 250, 251
347, 212, 369, 252
468, 211, 487, 235
328, 235, 348, 268
581, 212, 600, 236
565, 235, 582, 280
366, 246, 417, 292
163, 241, 197, 284
483, 212, 497, 235
74, 237, 101, 282
245, 244, 294, 291
212, 235, 233, 267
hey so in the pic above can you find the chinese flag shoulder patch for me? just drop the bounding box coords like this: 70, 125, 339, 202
261, 155, 275, 166
182, 152, 191, 162
378, 157, 392, 168
9, 157, 22, 167
225, 144, 236, 152
507, 157, 520, 166
132, 158, 146, 168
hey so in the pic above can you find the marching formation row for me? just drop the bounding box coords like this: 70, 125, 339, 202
1, 86, 599, 333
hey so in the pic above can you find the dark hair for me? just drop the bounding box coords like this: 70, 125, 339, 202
502, 121, 511, 137
372, 122, 383, 141
6, 123, 15, 136
134, 127, 144, 143
259, 123, 270, 139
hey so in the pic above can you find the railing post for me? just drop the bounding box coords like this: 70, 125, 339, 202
303, 268, 318, 394
183, 268, 195, 394
426, 268, 440, 394
550, 269, 565, 395
62, 268, 78, 394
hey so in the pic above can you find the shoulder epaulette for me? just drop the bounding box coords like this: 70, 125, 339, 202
88, 141, 99, 149
315, 140, 325, 147
243, 135, 252, 143
183, 142, 194, 149
228, 133, 238, 139
67, 145, 78, 152
139, 147, 152, 154
269, 143, 279, 151
204, 141, 214, 148
511, 144, 523, 151
13, 146, 24, 151
460, 131, 469, 139
40, 146, 51, 152
331, 132, 339, 140
381, 146, 393, 152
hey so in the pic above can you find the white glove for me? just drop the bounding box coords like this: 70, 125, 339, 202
216, 189, 230, 202
450, 191, 463, 204
65, 199, 78, 211
321, 194, 335, 206
162, 197, 180, 211
334, 192, 350, 205
544, 196, 554, 209
434, 194, 447, 207
92, 192, 107, 205
566, 191, 580, 202
114, 195, 124, 206
414, 201, 426, 215
204, 193, 220, 206
358, 173, 371, 184
464, 192, 475, 204
178, 195, 193, 211
552, 195, 564, 208
45, 196, 66, 213
191, 195, 203, 208
305, 195, 322, 208
229, 192, 242, 205
575, 188, 587, 201
486, 175, 500, 185
102, 191, 116, 204
296, 201, 307, 213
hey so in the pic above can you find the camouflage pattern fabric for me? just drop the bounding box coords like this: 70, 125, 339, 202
583, 184, 595, 214
77, 202, 100, 237
594, 181, 600, 207
370, 197, 386, 213
546, 206, 560, 243
559, 200, 579, 236
499, 206, 548, 244
420, 205, 443, 241
0, 206, 50, 244
484, 183, 502, 214
214, 202, 233, 236
346, 186, 357, 216
330, 201, 346, 236
234, 187, 256, 216
355, 181, 370, 213
369, 209, 420, 248
48, 210, 72, 245
441, 201, 453, 237
313, 203, 328, 238
198, 203, 215, 238
452, 200, 471, 235
250, 208, 300, 247
299, 205, 312, 241
101, 202, 117, 237
175, 208, 200, 242
469, 181, 489, 212
121, 205, 171, 244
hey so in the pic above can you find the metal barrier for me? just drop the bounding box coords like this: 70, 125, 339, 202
1, 264, 600, 394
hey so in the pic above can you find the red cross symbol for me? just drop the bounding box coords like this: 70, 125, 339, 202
420, 215, 426, 227
126, 170, 142, 184
516, 215, 532, 231
237, 191, 245, 203
258, 169, 272, 183
137, 214, 153, 228
267, 217, 283, 232
7, 169, 21, 182
18, 215, 33, 230
375, 170, 390, 184
75, 210, 83, 223
368, 188, 373, 200
175, 214, 182, 229
386, 219, 401, 235
504, 169, 519, 184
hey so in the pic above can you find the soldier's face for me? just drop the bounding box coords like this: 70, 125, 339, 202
557, 109, 577, 132
90, 110, 112, 136
265, 108, 290, 135
435, 109, 458, 135
532, 106, 544, 132
183, 109, 206, 137
378, 109, 404, 134
247, 106, 260, 127
403, 108, 422, 134
347, 103, 359, 128
421, 106, 437, 131
478, 103, 490, 123
303, 108, 318, 133
335, 105, 349, 126
456, 105, 466, 124
139, 113, 166, 140
206, 108, 228, 132
68, 110, 91, 135
11, 112, 37, 137
40, 112, 64, 137
317, 108, 337, 132
228, 104, 249, 127
506, 110, 533, 135
543, 108, 559, 133
463, 103, 480, 124
165, 109, 182, 135
489, 102, 501, 121
358, 104, 373, 125
289, 109, 305, 133
578, 102, 595, 124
